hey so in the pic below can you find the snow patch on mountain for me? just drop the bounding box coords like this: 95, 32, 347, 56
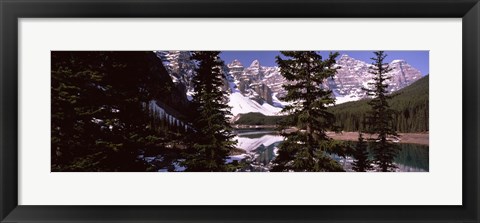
272, 93, 289, 108
228, 54, 423, 107
155, 51, 197, 101
329, 54, 423, 102
228, 87, 282, 116
155, 51, 424, 119
335, 95, 362, 104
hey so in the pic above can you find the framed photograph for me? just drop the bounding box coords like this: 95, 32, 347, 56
1, 0, 479, 222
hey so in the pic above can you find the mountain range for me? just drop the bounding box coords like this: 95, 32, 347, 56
156, 51, 424, 117
235, 74, 429, 133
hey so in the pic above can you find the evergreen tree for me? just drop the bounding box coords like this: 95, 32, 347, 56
51, 51, 173, 171
271, 51, 343, 172
51, 52, 105, 170
352, 132, 372, 172
184, 51, 236, 171
327, 75, 429, 133
363, 51, 399, 172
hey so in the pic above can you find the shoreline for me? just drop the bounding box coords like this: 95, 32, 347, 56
231, 126, 429, 146
326, 132, 429, 146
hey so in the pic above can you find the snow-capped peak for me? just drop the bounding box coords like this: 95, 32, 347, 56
229, 59, 243, 68
250, 59, 260, 68
391, 59, 406, 64
330, 55, 422, 104
226, 73, 281, 117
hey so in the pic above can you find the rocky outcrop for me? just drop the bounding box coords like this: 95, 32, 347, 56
230, 54, 423, 105
157, 51, 231, 100
158, 51, 424, 110
330, 55, 423, 102
253, 83, 273, 105
227, 59, 277, 105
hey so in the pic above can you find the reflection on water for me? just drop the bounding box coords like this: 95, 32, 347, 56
233, 131, 429, 172
394, 143, 429, 171
332, 142, 429, 172
252, 142, 281, 166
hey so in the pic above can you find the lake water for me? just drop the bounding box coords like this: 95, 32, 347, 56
233, 130, 429, 172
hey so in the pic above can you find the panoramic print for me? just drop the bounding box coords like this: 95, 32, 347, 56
51, 51, 429, 172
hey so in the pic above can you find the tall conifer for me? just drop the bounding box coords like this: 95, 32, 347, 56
363, 51, 399, 172
352, 132, 372, 172
185, 51, 236, 171
271, 51, 343, 172
51, 52, 170, 171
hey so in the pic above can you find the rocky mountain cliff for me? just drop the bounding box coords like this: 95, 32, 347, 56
155, 51, 197, 100
330, 54, 423, 103
228, 59, 276, 105
156, 51, 424, 117
227, 54, 423, 106
156, 51, 281, 117
156, 51, 231, 101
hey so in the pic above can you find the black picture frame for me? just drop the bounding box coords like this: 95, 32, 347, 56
1, 0, 479, 222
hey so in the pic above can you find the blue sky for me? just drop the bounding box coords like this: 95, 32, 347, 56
220, 51, 429, 75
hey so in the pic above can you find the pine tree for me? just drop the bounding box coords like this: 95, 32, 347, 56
51, 52, 105, 170
352, 132, 372, 172
363, 51, 399, 172
327, 75, 429, 133
51, 51, 173, 171
184, 51, 236, 171
271, 51, 344, 172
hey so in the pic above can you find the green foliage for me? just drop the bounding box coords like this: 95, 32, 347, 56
183, 51, 237, 171
51, 51, 183, 171
363, 51, 399, 172
234, 112, 285, 125
363, 52, 396, 136
351, 132, 372, 172
329, 75, 429, 133
271, 51, 343, 172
